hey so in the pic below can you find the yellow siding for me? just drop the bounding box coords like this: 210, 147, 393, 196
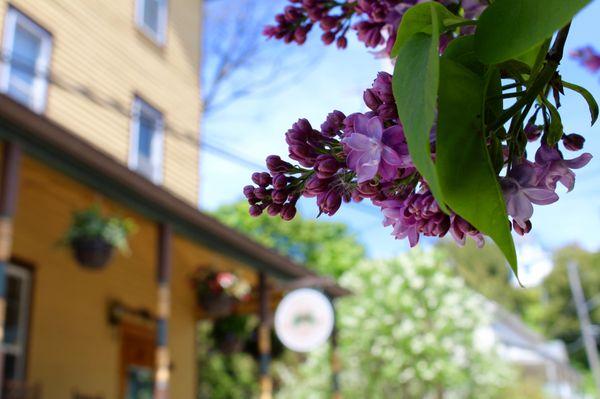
11, 155, 255, 398
0, 0, 202, 206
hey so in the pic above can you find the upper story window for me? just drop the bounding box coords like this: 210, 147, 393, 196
129, 97, 164, 183
0, 8, 52, 113
135, 0, 168, 45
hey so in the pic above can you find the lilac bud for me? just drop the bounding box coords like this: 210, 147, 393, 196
372, 72, 394, 102
243, 185, 255, 199
315, 154, 340, 179
524, 123, 542, 142
253, 187, 269, 200
319, 16, 338, 31
363, 89, 381, 111
357, 182, 379, 198
512, 219, 532, 236
272, 174, 288, 190
562, 133, 585, 151
252, 172, 272, 187
377, 103, 398, 120
289, 143, 315, 162
304, 175, 332, 195
293, 118, 313, 135
267, 203, 282, 216
266, 155, 293, 173
320, 110, 346, 137
336, 36, 348, 49
294, 26, 307, 45
281, 203, 297, 221
321, 32, 335, 45
319, 189, 342, 216
272, 190, 288, 204
249, 205, 263, 217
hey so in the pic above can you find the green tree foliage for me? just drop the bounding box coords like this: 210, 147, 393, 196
197, 321, 258, 399
436, 240, 539, 315
214, 201, 365, 278
533, 245, 600, 368
277, 251, 521, 399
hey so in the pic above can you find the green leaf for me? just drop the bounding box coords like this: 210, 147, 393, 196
392, 8, 448, 212
542, 98, 564, 146
562, 81, 599, 126
474, 0, 592, 64
441, 35, 484, 75
436, 57, 517, 276
391, 1, 467, 58
522, 38, 552, 76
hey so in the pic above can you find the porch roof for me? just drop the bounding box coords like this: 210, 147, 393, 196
0, 94, 350, 297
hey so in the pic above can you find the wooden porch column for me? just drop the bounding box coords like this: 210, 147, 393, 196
0, 142, 21, 398
331, 303, 342, 399
258, 272, 272, 399
154, 223, 172, 399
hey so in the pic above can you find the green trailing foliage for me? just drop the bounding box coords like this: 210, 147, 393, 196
62, 205, 136, 253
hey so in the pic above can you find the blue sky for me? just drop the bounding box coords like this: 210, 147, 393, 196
200, 1, 600, 278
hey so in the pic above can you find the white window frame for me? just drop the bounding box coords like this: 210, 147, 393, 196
134, 0, 168, 45
129, 97, 164, 184
0, 7, 52, 113
2, 264, 32, 382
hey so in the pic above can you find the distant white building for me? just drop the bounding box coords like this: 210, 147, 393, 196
476, 302, 583, 399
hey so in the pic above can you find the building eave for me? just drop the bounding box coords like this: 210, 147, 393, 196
0, 94, 350, 298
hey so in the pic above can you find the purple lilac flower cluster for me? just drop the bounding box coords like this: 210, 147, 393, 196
245, 73, 491, 247
263, 0, 469, 55
248, 1, 594, 248
571, 46, 600, 75
500, 142, 591, 236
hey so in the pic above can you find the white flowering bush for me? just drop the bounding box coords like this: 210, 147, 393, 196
277, 251, 515, 399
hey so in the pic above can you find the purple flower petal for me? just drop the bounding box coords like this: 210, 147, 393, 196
506, 191, 534, 223
523, 187, 559, 205
366, 117, 384, 140
564, 152, 592, 169
343, 133, 373, 151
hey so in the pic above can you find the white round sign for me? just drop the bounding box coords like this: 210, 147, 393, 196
274, 288, 334, 353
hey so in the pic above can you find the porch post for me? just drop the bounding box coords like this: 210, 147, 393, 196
154, 223, 172, 399
258, 272, 272, 399
0, 142, 22, 397
331, 302, 341, 399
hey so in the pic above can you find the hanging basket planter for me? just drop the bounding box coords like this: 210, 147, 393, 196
62, 205, 136, 270
71, 237, 114, 269
192, 270, 252, 317
198, 292, 237, 318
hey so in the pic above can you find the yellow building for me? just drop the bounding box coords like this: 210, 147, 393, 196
0, 1, 347, 398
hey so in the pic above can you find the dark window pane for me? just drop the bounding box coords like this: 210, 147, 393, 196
4, 275, 22, 345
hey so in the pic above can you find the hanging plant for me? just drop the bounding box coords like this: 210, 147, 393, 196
63, 205, 136, 269
192, 270, 252, 317
211, 314, 256, 355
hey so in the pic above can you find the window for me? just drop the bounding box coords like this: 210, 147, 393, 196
2, 264, 32, 386
129, 97, 164, 183
135, 0, 168, 45
0, 8, 52, 113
